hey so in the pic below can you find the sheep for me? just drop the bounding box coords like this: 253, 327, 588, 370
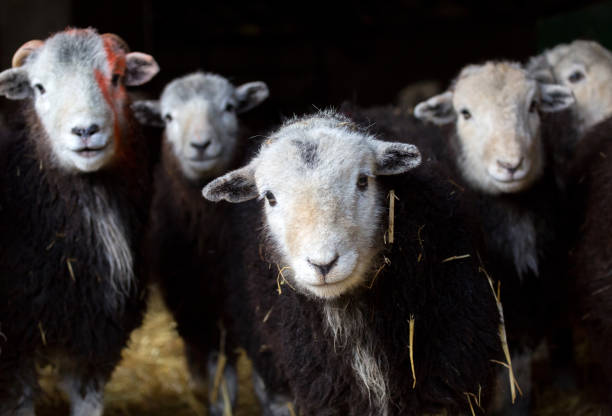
131, 71, 269, 414
526, 40, 612, 184
0, 28, 159, 416
528, 40, 612, 137
566, 115, 612, 402
202, 110, 503, 416
414, 61, 576, 413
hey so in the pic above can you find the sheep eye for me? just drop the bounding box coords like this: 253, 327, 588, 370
529, 100, 537, 113
265, 191, 277, 206
164, 113, 173, 122
357, 174, 368, 191
34, 84, 45, 95
460, 109, 471, 120
568, 71, 585, 83
225, 102, 236, 112
111, 74, 121, 87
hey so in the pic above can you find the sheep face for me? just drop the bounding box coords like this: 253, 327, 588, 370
132, 73, 269, 181
0, 29, 159, 173
203, 112, 421, 299
530, 40, 612, 134
414, 62, 574, 194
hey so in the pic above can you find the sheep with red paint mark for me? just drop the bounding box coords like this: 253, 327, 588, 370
0, 28, 158, 416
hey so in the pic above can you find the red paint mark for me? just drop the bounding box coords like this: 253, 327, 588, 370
95, 36, 132, 162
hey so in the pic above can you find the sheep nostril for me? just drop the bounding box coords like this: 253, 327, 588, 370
308, 255, 340, 278
72, 124, 100, 138
497, 157, 523, 174
86, 124, 100, 136
191, 141, 211, 151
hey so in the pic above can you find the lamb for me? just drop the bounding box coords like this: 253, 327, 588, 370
202, 110, 503, 416
0, 28, 159, 416
414, 61, 576, 413
566, 116, 612, 402
131, 71, 269, 414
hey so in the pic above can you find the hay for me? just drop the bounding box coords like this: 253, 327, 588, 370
66, 258, 76, 281
366, 256, 391, 289
417, 224, 425, 263
276, 264, 295, 295
408, 315, 416, 389
479, 265, 522, 403
441, 254, 471, 263
38, 321, 47, 346
387, 190, 398, 244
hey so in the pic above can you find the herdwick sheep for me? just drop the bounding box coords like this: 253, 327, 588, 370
414, 61, 576, 414
0, 28, 159, 416
203, 110, 503, 416
528, 40, 612, 137
131, 71, 269, 414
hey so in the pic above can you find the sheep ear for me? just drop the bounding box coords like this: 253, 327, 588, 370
527, 54, 555, 84
203, 164, 258, 203
0, 68, 32, 100
131, 100, 164, 127
235, 81, 269, 114
372, 140, 421, 175
539, 84, 575, 112
413, 91, 456, 125
125, 52, 159, 86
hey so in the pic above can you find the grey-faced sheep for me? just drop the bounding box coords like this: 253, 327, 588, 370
414, 61, 576, 413
567, 115, 612, 403
203, 110, 503, 416
0, 28, 159, 416
131, 71, 269, 414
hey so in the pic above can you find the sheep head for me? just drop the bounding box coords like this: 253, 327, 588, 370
203, 111, 421, 299
0, 28, 159, 173
528, 40, 612, 134
132, 72, 269, 181
415, 61, 574, 194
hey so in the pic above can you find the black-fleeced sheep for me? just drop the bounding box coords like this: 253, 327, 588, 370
414, 61, 576, 413
131, 71, 269, 414
203, 110, 503, 416
0, 28, 159, 416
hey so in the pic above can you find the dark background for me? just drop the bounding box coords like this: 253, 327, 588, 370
2, 0, 612, 124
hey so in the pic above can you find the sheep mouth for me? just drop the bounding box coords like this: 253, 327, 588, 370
73, 145, 109, 158
189, 155, 220, 162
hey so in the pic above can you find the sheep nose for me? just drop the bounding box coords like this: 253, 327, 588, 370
190, 141, 211, 151
497, 157, 523, 174
308, 255, 339, 278
71, 124, 100, 138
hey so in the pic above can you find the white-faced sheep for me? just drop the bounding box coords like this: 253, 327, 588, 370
203, 110, 503, 416
414, 61, 576, 413
527, 40, 612, 183
528, 40, 612, 137
0, 28, 158, 416
131, 71, 269, 414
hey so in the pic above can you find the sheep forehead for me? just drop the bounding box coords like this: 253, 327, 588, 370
547, 41, 612, 69
255, 123, 374, 191
454, 63, 535, 111
161, 72, 234, 110
29, 30, 109, 78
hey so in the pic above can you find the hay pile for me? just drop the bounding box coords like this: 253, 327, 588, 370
36, 286, 259, 416
34, 286, 608, 415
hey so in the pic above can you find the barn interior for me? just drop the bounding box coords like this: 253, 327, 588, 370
1, 0, 611, 414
